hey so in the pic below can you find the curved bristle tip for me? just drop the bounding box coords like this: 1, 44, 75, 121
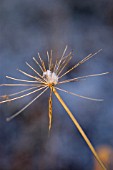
6, 118, 11, 122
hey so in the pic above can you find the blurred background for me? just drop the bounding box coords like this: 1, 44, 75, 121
0, 0, 113, 169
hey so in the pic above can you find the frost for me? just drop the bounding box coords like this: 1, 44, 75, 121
43, 70, 58, 85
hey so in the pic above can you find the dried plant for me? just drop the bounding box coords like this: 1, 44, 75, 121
0, 46, 108, 170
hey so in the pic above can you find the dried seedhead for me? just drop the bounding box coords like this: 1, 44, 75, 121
0, 46, 108, 170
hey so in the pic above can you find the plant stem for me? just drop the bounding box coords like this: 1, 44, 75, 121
52, 87, 106, 170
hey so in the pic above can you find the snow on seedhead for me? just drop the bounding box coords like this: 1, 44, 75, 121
43, 70, 58, 85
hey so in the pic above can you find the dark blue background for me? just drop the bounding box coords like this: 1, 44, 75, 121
0, 0, 113, 170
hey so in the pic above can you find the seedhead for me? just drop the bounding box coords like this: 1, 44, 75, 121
0, 46, 108, 170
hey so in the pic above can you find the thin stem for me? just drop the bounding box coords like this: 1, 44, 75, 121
52, 87, 106, 170
38, 52, 46, 72
55, 87, 103, 101
59, 49, 102, 79
57, 53, 72, 76
0, 84, 39, 87
58, 72, 109, 84
6, 76, 38, 83
47, 51, 50, 70
6, 87, 48, 121
0, 86, 41, 98
50, 50, 52, 70
53, 57, 58, 73
55, 45, 68, 72
33, 57, 44, 72
17, 69, 39, 81
48, 88, 52, 131
18, 66, 46, 85
26, 62, 44, 81
0, 86, 46, 104
61, 45, 68, 59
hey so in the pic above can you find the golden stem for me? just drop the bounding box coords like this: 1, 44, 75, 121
52, 87, 106, 170
48, 89, 52, 131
